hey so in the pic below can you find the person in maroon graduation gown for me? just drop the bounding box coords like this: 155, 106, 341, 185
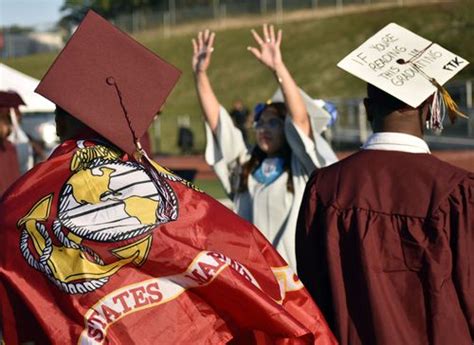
296, 28, 473, 345
0, 96, 21, 197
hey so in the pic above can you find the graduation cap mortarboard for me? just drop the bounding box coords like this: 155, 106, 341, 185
337, 23, 469, 131
271, 88, 332, 134
35, 10, 181, 156
0, 91, 26, 108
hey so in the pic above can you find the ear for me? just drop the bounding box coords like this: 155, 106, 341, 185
415, 97, 432, 135
0, 107, 9, 117
421, 96, 433, 121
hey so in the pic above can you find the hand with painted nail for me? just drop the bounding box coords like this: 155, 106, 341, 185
192, 29, 216, 73
247, 24, 283, 71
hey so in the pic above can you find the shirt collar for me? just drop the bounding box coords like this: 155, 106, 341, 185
362, 132, 431, 154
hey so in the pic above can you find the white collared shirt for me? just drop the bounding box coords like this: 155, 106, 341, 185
362, 132, 431, 154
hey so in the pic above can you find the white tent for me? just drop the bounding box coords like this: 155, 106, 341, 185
0, 63, 55, 113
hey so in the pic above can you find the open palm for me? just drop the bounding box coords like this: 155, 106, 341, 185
192, 29, 215, 73
248, 24, 283, 71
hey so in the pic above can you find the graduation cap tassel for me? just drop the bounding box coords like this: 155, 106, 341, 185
407, 62, 468, 132
106, 77, 146, 162
429, 78, 468, 124
428, 88, 445, 134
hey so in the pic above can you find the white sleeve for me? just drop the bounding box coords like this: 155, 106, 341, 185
284, 116, 338, 175
204, 105, 249, 195
7, 126, 33, 174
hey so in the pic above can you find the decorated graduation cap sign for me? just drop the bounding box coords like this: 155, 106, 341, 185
338, 23, 469, 131
36, 10, 181, 156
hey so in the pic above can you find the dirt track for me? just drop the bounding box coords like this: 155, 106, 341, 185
154, 150, 474, 180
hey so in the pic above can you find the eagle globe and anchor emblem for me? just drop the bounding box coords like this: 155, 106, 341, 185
17, 141, 180, 294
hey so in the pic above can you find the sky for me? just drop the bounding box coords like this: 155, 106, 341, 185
0, 0, 64, 28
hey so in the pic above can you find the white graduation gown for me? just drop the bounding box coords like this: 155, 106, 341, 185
205, 106, 337, 270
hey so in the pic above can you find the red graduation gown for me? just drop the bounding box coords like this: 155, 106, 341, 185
0, 140, 20, 197
0, 139, 336, 345
296, 150, 474, 345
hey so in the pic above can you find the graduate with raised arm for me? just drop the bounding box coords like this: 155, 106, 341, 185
0, 92, 22, 196
193, 25, 338, 271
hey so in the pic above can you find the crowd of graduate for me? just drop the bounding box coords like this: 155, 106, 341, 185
0, 10, 472, 345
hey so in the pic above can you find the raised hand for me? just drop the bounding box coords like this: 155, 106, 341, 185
192, 29, 215, 73
247, 24, 283, 71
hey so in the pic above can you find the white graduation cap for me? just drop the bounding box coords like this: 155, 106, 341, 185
337, 23, 469, 131
271, 87, 332, 134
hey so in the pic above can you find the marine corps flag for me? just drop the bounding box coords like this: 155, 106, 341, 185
1, 10, 335, 344
0, 139, 336, 344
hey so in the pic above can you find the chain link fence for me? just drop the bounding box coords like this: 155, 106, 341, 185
327, 79, 474, 150
4, 0, 471, 152
111, 0, 409, 35
2, 0, 413, 57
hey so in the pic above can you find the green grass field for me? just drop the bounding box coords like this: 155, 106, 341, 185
194, 178, 228, 200
3, 1, 473, 154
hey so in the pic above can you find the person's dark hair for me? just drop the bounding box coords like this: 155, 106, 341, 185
55, 106, 80, 124
366, 83, 410, 114
238, 102, 294, 193
253, 101, 287, 123
55, 106, 92, 142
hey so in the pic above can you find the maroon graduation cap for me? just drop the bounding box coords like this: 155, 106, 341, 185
0, 91, 26, 108
35, 10, 181, 156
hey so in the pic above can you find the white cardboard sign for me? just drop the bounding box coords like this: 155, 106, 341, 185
337, 23, 469, 107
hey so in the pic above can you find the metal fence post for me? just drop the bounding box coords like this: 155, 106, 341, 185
358, 100, 368, 143
7, 30, 14, 58
467, 80, 473, 136
153, 116, 161, 154
213, 0, 220, 19
466, 80, 472, 109
260, 0, 268, 15
276, 0, 283, 24
220, 4, 227, 27
337, 0, 343, 13
169, 0, 176, 25
132, 10, 139, 33
163, 12, 171, 38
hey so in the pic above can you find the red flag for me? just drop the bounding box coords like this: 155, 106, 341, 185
0, 139, 336, 344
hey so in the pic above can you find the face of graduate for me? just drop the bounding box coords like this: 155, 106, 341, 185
254, 110, 285, 156
0, 108, 12, 140
0, 118, 11, 140
0, 107, 9, 118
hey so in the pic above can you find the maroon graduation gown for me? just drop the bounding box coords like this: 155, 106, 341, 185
296, 150, 474, 345
0, 140, 20, 197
